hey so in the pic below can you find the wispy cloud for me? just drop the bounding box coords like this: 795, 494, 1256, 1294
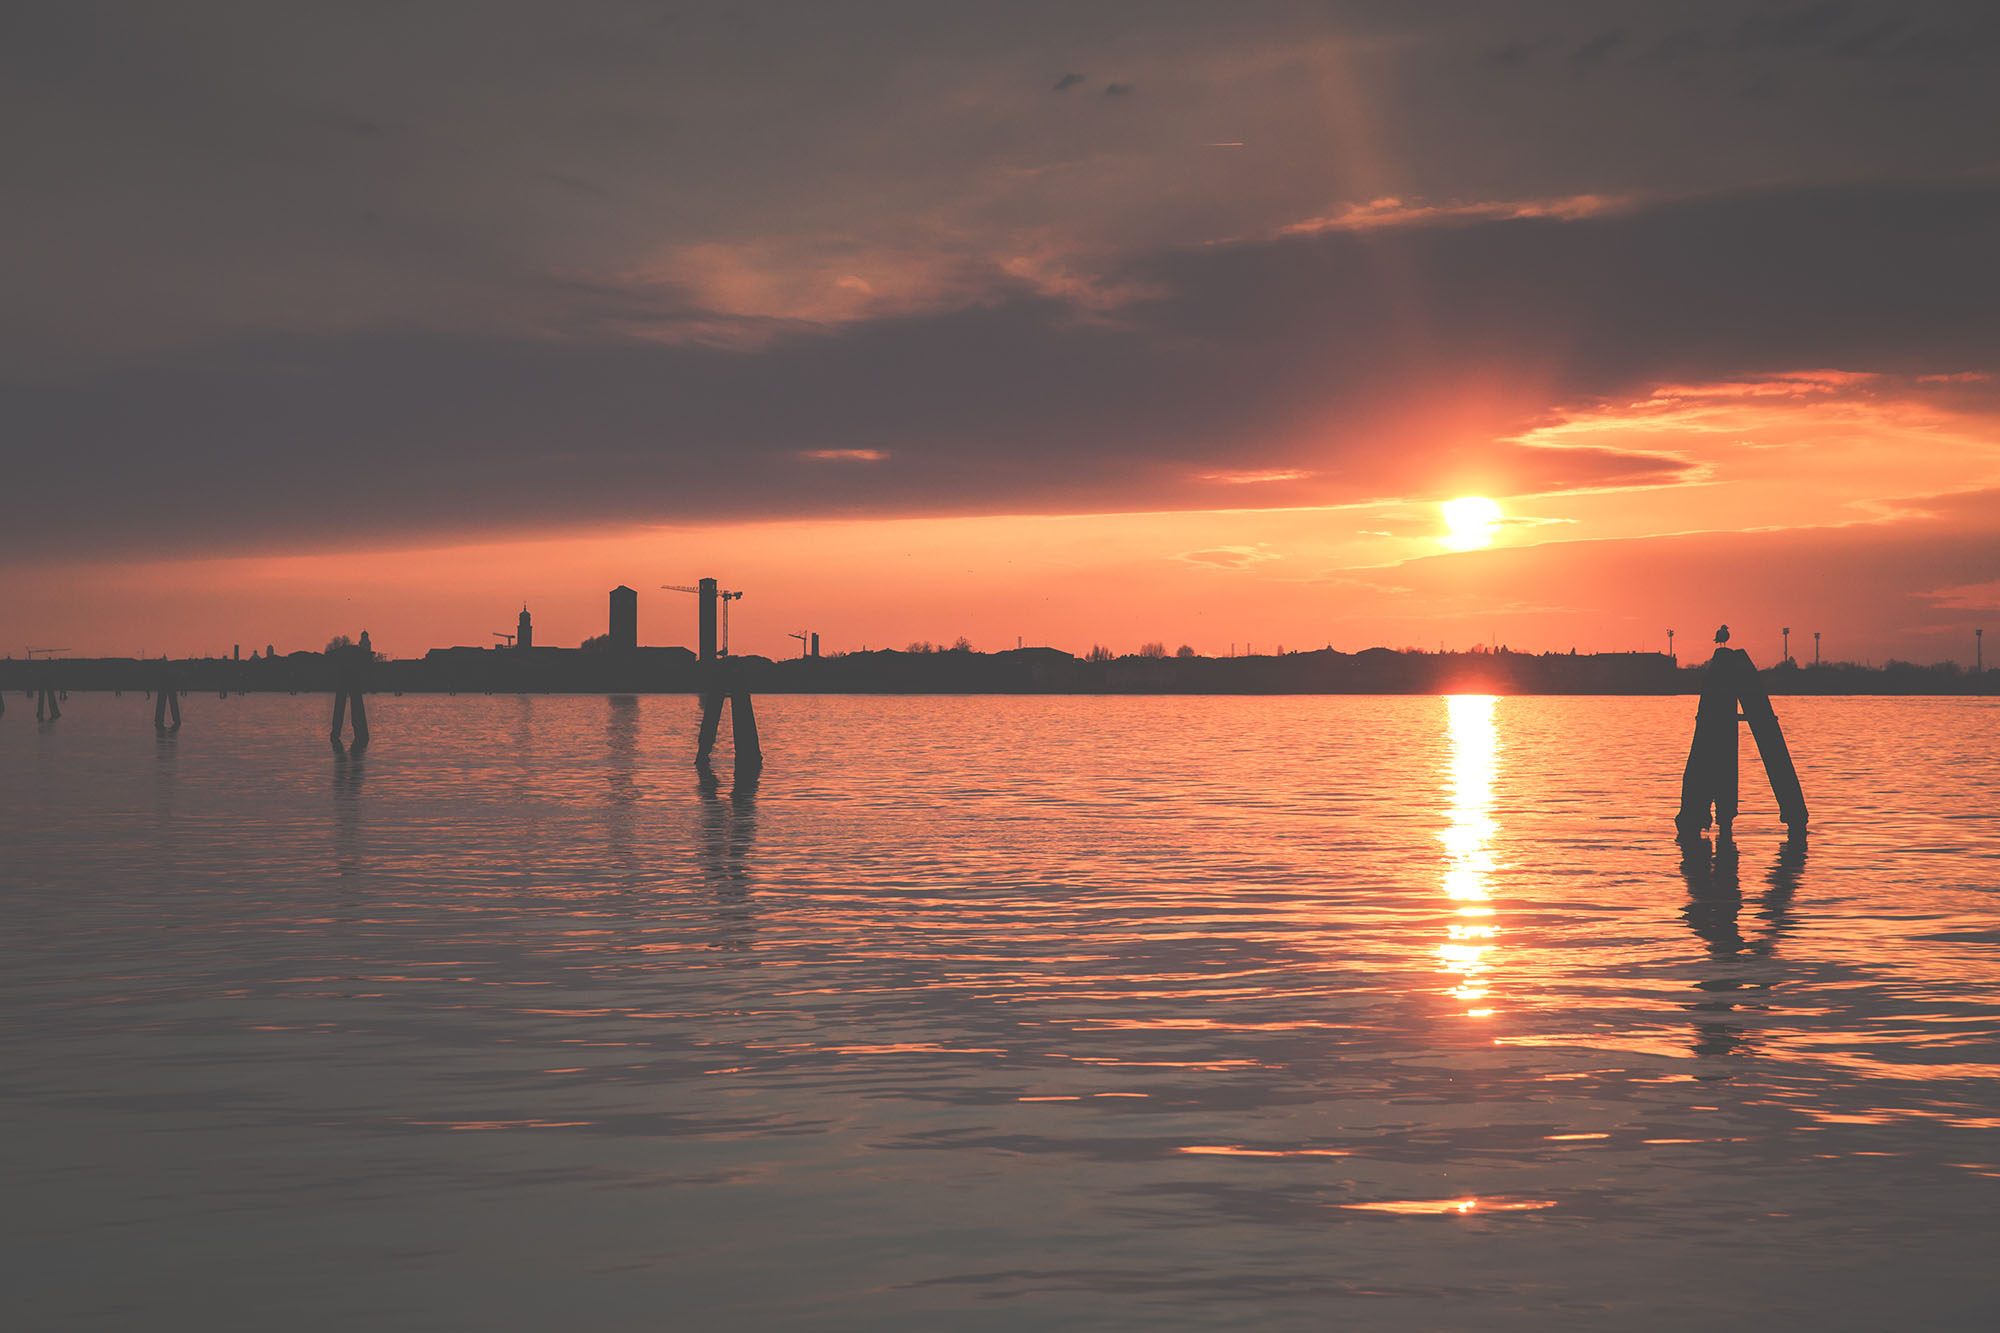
1924, 580, 2000, 610
799, 449, 889, 462
1274, 193, 1631, 239
1199, 469, 1314, 485
1177, 546, 1280, 569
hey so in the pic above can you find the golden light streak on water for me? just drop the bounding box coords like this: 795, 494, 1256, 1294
1340, 1197, 1558, 1215
1439, 694, 1500, 1014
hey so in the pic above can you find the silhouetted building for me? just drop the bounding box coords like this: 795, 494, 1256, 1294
610, 586, 637, 651
517, 606, 532, 650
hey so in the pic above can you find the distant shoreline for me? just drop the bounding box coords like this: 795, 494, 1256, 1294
5, 647, 1989, 698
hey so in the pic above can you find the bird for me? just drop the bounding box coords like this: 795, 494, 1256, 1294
1714, 625, 1731, 644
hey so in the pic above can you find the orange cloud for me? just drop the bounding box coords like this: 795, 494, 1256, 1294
1199, 469, 1316, 485
1926, 581, 2000, 611
1275, 192, 1632, 239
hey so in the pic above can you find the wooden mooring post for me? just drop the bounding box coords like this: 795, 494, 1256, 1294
35, 676, 60, 720
695, 672, 763, 771
1677, 638, 1807, 839
153, 661, 182, 732
329, 642, 371, 747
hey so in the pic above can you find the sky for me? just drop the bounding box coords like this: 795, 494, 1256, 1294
4, 0, 1997, 663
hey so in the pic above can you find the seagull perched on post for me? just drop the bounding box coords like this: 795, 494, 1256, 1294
1714, 625, 1731, 644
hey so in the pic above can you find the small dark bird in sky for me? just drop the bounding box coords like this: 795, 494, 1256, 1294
1053, 72, 1085, 92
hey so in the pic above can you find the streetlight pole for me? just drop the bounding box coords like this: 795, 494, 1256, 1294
1668, 628, 1676, 661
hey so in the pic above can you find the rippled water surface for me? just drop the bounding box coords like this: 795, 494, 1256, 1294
5, 693, 1999, 1330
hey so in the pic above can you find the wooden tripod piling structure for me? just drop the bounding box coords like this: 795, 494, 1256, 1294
1677, 647, 1807, 839
697, 683, 762, 769
153, 661, 181, 732
329, 643, 371, 747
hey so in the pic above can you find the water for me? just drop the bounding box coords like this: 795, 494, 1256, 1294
4, 694, 1999, 1330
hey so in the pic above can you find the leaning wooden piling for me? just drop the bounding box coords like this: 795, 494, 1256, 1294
730, 689, 762, 768
1733, 656, 1807, 829
696, 688, 725, 764
1676, 646, 1806, 838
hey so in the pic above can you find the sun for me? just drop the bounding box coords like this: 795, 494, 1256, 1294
1439, 496, 1503, 550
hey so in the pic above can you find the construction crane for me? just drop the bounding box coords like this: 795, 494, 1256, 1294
493, 631, 516, 647
786, 631, 809, 658
25, 647, 71, 659
662, 580, 743, 660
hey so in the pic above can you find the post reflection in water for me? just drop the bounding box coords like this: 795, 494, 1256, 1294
1678, 832, 1806, 1058
1438, 694, 1501, 1017
605, 695, 639, 803
604, 695, 640, 882
331, 738, 366, 879
696, 760, 760, 944
153, 726, 181, 819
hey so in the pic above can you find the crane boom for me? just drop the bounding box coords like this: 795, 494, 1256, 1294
662, 580, 744, 658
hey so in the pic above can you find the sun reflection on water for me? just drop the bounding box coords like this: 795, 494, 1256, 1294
1340, 1196, 1557, 1215
1440, 695, 1500, 1014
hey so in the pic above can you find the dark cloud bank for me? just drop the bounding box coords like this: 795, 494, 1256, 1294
6, 0, 2000, 559
5, 175, 1997, 561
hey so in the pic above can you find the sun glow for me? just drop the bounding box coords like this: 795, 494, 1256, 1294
1439, 495, 1503, 550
